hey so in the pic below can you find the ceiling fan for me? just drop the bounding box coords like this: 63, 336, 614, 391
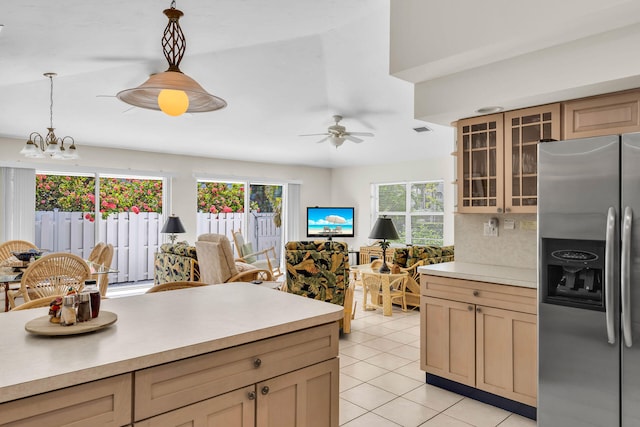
300, 115, 374, 147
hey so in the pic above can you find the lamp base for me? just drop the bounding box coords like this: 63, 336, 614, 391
378, 261, 390, 274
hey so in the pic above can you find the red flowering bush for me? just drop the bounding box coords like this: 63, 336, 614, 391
36, 175, 162, 221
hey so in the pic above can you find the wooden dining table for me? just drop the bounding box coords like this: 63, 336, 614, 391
350, 264, 408, 316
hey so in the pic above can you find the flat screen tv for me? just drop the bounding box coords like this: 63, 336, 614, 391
307, 207, 355, 238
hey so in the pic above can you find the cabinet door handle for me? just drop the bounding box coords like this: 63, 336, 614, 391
473, 290, 479, 297
505, 208, 511, 213
497, 208, 503, 213
467, 305, 473, 311
248, 391, 256, 400
261, 386, 270, 395
253, 358, 262, 368
476, 307, 482, 313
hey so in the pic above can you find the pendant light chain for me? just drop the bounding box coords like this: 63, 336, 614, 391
49, 74, 54, 129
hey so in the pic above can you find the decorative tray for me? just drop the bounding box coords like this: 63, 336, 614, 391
25, 311, 117, 336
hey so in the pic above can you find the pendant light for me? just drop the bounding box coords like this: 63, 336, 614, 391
20, 73, 79, 160
117, 0, 226, 116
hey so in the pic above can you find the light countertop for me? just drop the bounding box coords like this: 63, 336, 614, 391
418, 261, 537, 288
0, 283, 343, 404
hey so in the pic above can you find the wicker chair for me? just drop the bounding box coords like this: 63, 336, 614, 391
0, 240, 38, 265
13, 253, 91, 307
146, 281, 208, 293
87, 242, 106, 263
10, 295, 62, 311
93, 244, 114, 297
232, 230, 282, 279
361, 272, 409, 313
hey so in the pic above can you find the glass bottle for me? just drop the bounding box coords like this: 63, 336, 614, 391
84, 280, 101, 318
77, 292, 92, 322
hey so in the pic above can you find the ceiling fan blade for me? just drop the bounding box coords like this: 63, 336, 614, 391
299, 133, 330, 137
315, 136, 329, 144
347, 132, 374, 137
344, 135, 364, 143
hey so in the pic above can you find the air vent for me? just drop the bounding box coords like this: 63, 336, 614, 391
413, 126, 432, 133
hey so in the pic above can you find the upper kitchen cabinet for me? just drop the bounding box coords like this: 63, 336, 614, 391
457, 104, 560, 214
457, 113, 504, 213
563, 89, 640, 139
504, 104, 560, 213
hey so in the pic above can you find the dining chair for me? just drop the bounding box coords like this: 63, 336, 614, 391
10, 295, 63, 311
146, 281, 208, 293
0, 240, 38, 264
361, 271, 408, 314
94, 244, 114, 297
14, 253, 91, 306
87, 242, 106, 263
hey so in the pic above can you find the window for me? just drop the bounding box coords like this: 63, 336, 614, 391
374, 181, 444, 246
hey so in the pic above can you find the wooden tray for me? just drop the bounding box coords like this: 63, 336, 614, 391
25, 311, 117, 336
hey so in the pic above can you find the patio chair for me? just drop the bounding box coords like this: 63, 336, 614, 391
94, 244, 114, 297
10, 295, 63, 311
11, 253, 91, 307
146, 281, 209, 293
87, 242, 106, 263
232, 230, 282, 279
195, 234, 273, 284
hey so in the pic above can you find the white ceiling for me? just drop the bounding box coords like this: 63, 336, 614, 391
0, 0, 453, 168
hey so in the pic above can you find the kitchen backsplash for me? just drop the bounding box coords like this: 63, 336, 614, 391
454, 213, 537, 269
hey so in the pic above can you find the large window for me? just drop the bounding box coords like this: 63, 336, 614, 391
374, 181, 444, 246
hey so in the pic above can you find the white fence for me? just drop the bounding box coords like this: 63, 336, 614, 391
35, 211, 282, 284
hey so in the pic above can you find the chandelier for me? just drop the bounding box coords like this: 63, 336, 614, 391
117, 0, 226, 117
20, 73, 79, 160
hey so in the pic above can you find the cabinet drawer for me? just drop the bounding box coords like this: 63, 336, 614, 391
134, 322, 339, 421
0, 374, 132, 427
421, 275, 536, 314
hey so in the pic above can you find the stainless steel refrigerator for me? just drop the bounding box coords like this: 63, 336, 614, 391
538, 133, 640, 426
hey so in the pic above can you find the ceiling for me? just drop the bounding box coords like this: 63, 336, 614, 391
0, 0, 453, 168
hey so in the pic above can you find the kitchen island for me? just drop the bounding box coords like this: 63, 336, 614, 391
0, 283, 343, 426
418, 261, 537, 420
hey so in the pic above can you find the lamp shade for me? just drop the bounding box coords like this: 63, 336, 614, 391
161, 215, 186, 234
368, 217, 399, 240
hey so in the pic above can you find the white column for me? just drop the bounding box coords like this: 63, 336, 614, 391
0, 167, 36, 242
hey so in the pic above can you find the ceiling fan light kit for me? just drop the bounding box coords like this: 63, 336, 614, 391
116, 1, 226, 116
20, 72, 79, 160
299, 115, 374, 148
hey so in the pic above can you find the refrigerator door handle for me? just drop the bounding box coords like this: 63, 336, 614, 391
605, 206, 616, 345
622, 206, 633, 348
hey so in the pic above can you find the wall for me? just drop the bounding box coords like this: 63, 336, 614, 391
330, 151, 456, 251
454, 213, 537, 269
0, 137, 332, 244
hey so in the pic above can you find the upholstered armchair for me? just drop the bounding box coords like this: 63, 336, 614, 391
285, 241, 354, 333
195, 234, 273, 284
392, 245, 455, 307
154, 242, 200, 285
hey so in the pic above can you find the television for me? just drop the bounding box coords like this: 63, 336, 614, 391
307, 207, 355, 238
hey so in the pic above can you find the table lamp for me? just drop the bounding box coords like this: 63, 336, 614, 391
368, 216, 398, 273
161, 215, 186, 244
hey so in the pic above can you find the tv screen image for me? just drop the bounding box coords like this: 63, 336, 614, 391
307, 207, 355, 238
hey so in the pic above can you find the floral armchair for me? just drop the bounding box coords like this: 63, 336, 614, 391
392, 245, 454, 307
154, 242, 200, 285
285, 241, 354, 333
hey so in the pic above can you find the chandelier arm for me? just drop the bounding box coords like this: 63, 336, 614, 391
29, 132, 46, 151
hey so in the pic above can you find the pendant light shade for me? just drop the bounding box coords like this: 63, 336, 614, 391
116, 2, 226, 116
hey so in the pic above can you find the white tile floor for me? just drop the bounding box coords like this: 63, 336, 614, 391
339, 287, 536, 427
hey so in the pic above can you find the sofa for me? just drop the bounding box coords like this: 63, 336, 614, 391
285, 241, 354, 333
154, 242, 200, 285
391, 245, 454, 307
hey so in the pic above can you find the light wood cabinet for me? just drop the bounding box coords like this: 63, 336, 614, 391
420, 274, 537, 407
135, 358, 339, 427
504, 104, 560, 213
563, 89, 640, 139
0, 373, 132, 427
457, 104, 560, 214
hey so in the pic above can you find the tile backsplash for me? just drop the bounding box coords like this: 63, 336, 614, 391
454, 213, 537, 269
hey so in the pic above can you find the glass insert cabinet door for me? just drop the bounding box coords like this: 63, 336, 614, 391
504, 104, 560, 213
457, 113, 504, 213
